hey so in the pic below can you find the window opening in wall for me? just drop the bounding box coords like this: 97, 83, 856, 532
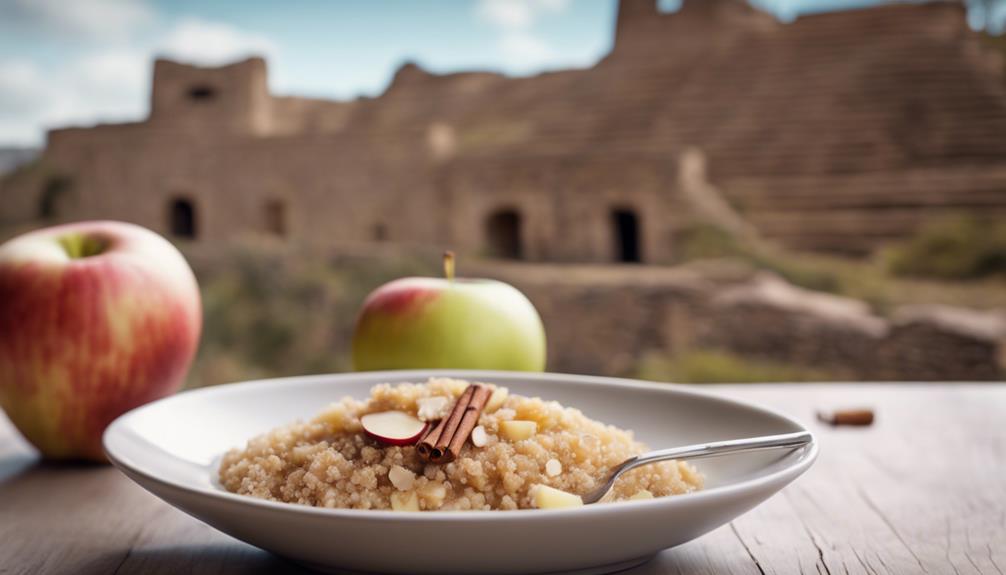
264, 199, 287, 237
486, 209, 523, 260
169, 197, 197, 239
188, 85, 217, 102
611, 208, 641, 263
38, 176, 72, 220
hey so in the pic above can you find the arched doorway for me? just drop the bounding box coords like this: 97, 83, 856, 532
38, 176, 73, 220
264, 199, 287, 237
169, 197, 197, 239
486, 209, 523, 260
611, 208, 641, 263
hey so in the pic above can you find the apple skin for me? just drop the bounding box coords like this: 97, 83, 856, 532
0, 221, 202, 462
352, 277, 546, 372
360, 411, 429, 446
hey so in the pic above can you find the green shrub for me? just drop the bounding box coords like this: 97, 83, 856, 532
674, 223, 841, 293
674, 223, 746, 261
747, 251, 841, 293
636, 349, 840, 384
186, 244, 436, 388
884, 216, 1006, 280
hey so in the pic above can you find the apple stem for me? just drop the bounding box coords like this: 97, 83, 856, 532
59, 233, 107, 260
444, 251, 455, 282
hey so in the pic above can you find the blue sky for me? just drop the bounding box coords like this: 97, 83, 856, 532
0, 0, 1001, 146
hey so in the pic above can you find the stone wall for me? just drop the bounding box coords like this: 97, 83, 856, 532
5, 1, 1006, 260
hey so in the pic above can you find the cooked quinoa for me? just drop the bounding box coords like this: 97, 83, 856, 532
218, 378, 703, 511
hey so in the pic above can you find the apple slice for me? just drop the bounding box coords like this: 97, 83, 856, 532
361, 411, 428, 446
499, 420, 537, 441
534, 485, 584, 509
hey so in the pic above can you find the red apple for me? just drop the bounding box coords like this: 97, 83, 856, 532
361, 411, 428, 445
0, 220, 201, 461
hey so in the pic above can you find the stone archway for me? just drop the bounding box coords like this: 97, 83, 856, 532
263, 198, 287, 237
611, 207, 641, 263
485, 208, 523, 260
38, 176, 73, 220
169, 196, 198, 239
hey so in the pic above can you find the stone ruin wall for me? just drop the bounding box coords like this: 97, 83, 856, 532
5, 0, 1006, 262
1, 1, 1004, 382
469, 262, 1006, 381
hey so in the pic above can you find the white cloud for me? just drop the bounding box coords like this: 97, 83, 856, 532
479, 0, 535, 29
477, 0, 571, 29
0, 53, 149, 145
500, 31, 557, 63
64, 51, 149, 119
0, 60, 55, 144
1, 0, 154, 40
476, 0, 571, 71
0, 17, 278, 146
156, 18, 277, 66
0, 60, 50, 116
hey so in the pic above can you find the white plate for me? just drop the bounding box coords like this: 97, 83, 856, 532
103, 370, 817, 575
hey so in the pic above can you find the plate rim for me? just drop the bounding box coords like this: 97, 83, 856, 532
104, 369, 819, 522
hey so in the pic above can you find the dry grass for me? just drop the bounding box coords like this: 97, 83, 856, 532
636, 349, 845, 384
184, 241, 436, 388
673, 222, 1006, 314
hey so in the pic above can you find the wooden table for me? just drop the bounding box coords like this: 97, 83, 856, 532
1, 384, 1003, 575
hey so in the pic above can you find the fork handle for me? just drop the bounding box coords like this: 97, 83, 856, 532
624, 430, 813, 472
585, 430, 814, 504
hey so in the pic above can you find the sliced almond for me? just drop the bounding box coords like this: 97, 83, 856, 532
499, 420, 537, 441
471, 425, 488, 447
545, 458, 562, 477
629, 490, 654, 500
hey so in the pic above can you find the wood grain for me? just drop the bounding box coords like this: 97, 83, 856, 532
1, 384, 1003, 575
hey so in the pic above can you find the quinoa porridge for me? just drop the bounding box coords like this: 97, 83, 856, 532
219, 378, 703, 511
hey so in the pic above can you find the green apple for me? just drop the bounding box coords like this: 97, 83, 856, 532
352, 253, 546, 371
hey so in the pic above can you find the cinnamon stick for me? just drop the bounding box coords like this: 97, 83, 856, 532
416, 388, 470, 459
416, 384, 490, 464
817, 408, 874, 426
444, 385, 492, 461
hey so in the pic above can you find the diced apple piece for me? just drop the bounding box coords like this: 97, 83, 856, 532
534, 485, 583, 509
416, 396, 450, 421
390, 490, 420, 511
499, 420, 537, 441
361, 411, 428, 446
388, 465, 416, 491
418, 481, 447, 509
485, 386, 509, 412
630, 490, 654, 500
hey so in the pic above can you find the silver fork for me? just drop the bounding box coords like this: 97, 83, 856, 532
581, 430, 814, 504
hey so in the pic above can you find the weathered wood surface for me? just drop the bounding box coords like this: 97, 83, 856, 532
1, 384, 1003, 575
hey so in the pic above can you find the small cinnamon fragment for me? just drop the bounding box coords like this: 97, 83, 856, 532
817, 408, 874, 427
416, 384, 491, 463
